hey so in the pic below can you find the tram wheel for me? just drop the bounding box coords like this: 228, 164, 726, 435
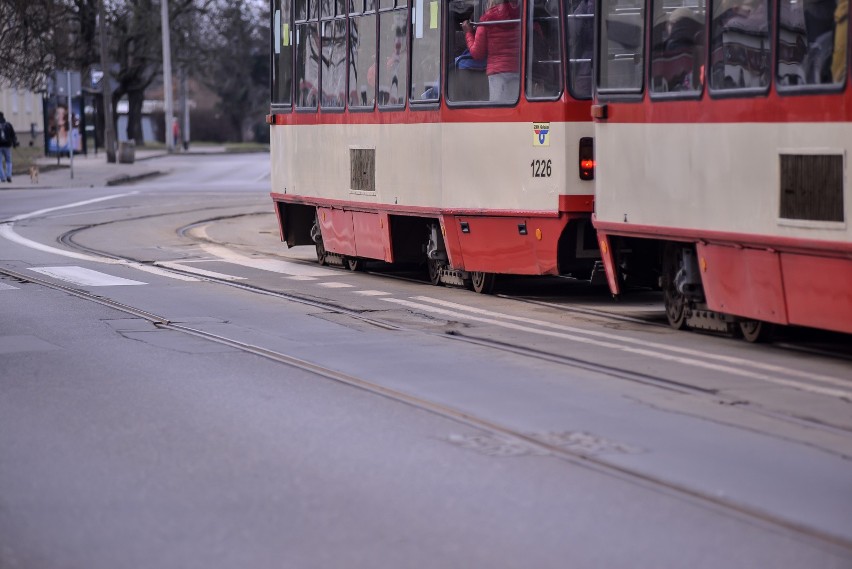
345, 257, 363, 271
662, 245, 688, 330
468, 271, 496, 295
315, 241, 327, 266
738, 319, 774, 343
427, 258, 442, 286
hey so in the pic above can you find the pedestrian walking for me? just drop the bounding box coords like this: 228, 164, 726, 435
0, 112, 20, 183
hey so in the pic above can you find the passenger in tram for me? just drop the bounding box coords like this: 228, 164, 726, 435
802, 0, 839, 83
832, 0, 848, 82
461, 0, 521, 102
655, 7, 703, 90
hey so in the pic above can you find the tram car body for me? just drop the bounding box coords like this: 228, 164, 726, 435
268, 0, 599, 292
592, 0, 851, 338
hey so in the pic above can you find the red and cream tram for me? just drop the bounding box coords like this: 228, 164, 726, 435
592, 0, 850, 338
268, 0, 598, 292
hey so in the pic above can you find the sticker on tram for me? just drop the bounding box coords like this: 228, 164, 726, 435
533, 122, 550, 147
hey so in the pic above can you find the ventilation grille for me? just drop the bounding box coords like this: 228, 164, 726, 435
779, 154, 844, 222
350, 148, 376, 193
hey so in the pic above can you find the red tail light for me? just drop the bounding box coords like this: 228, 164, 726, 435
579, 137, 594, 181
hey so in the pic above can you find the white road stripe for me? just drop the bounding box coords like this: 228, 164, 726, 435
287, 276, 318, 281
0, 282, 18, 291
383, 297, 852, 400
318, 282, 354, 288
198, 242, 341, 277
411, 296, 849, 389
1, 193, 198, 282
29, 266, 146, 287
155, 261, 246, 281
353, 290, 391, 296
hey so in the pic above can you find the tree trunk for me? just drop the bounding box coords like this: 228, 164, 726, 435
127, 90, 145, 144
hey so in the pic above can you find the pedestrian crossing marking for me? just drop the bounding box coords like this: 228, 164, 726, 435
287, 276, 317, 281
28, 266, 146, 287
353, 290, 391, 296
0, 282, 18, 291
318, 282, 354, 288
155, 261, 246, 281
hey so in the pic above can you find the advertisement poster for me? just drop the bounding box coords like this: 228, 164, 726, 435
44, 96, 85, 155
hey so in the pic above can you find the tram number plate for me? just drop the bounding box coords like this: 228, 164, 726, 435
531, 159, 552, 178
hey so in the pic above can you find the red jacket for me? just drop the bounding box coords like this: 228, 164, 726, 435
465, 2, 521, 76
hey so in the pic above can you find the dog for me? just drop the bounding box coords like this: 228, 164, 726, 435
28, 164, 38, 184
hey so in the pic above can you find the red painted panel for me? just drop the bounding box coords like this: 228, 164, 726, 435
781, 254, 852, 334
697, 244, 789, 324
450, 215, 568, 274
352, 211, 390, 262
559, 194, 595, 212
317, 207, 356, 256
592, 219, 852, 258
441, 215, 465, 269
595, 86, 851, 124
269, 98, 591, 126
379, 212, 394, 262
594, 229, 620, 295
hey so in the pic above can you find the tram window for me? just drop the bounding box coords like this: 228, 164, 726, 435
565, 0, 594, 99
321, 19, 347, 109
527, 0, 563, 99
295, 23, 321, 108
296, 0, 319, 19
411, 0, 442, 102
597, 0, 645, 92
349, 13, 378, 107
378, 7, 410, 107
708, 0, 770, 91
777, 0, 846, 88
650, 0, 706, 95
272, 0, 294, 106
446, 0, 522, 104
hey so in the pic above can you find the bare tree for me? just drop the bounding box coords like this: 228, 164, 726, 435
0, 0, 68, 89
201, 0, 270, 142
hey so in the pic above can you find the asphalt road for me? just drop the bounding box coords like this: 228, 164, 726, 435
1, 154, 850, 568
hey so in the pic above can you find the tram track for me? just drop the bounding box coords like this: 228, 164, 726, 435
56, 217, 852, 407
2, 262, 852, 554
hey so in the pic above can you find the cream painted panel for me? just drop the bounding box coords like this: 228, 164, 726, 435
270, 119, 594, 211
595, 122, 850, 242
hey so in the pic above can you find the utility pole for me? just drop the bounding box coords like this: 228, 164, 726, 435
98, 0, 116, 163
179, 65, 190, 150
66, 71, 74, 178
161, 0, 174, 152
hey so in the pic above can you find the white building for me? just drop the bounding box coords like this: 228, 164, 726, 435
0, 85, 45, 141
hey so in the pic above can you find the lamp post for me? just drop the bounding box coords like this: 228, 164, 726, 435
161, 0, 174, 152
98, 0, 116, 163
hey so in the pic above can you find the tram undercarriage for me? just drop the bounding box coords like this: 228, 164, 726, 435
273, 199, 603, 294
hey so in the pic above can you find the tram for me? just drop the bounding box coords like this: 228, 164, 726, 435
592, 0, 851, 339
268, 0, 599, 293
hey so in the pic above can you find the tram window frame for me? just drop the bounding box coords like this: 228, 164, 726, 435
648, 0, 707, 100
706, 0, 772, 98
564, 0, 594, 100
775, 0, 847, 94
445, 0, 523, 107
410, 0, 443, 106
294, 0, 321, 111
526, 0, 565, 101
595, 0, 646, 98
320, 0, 348, 110
349, 0, 379, 110
272, 0, 295, 110
377, 0, 410, 110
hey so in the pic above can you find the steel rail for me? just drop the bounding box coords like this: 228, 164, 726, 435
3, 263, 851, 555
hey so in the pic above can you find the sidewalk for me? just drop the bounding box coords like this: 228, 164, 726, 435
1, 146, 227, 190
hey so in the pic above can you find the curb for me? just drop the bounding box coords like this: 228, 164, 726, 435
106, 171, 166, 186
